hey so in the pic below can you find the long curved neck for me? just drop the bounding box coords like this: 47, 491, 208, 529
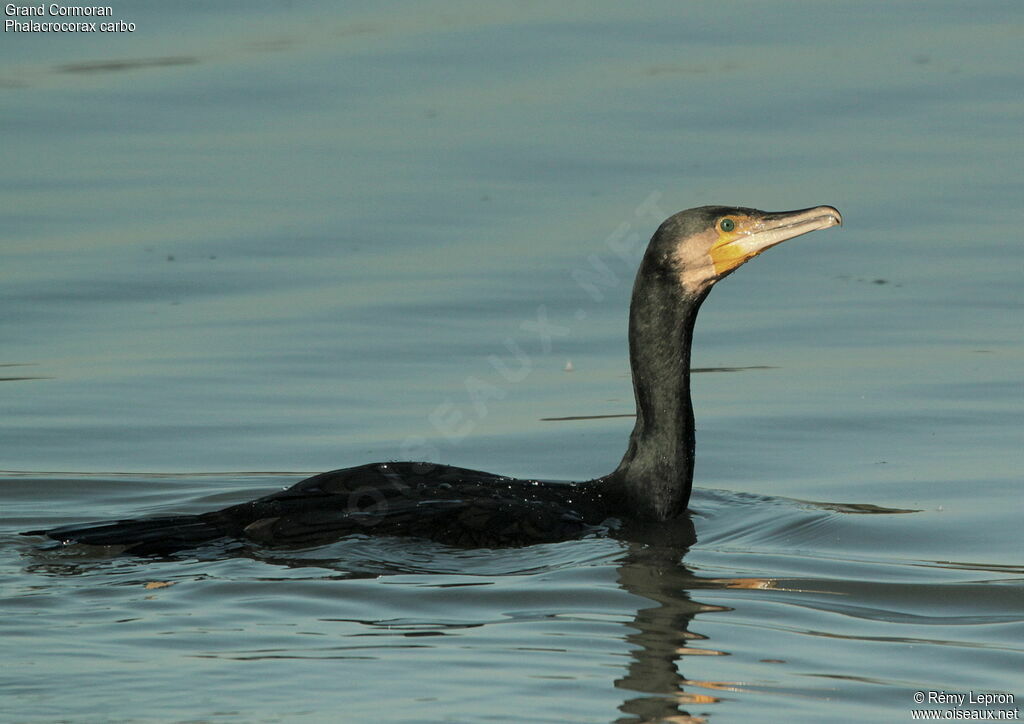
607, 259, 708, 521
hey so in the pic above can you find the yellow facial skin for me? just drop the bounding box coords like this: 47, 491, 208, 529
709, 214, 763, 276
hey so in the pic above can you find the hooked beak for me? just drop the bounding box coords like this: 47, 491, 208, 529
710, 205, 843, 277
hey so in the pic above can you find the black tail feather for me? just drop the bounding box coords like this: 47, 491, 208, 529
22, 515, 229, 555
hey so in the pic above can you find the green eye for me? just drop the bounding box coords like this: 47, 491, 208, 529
719, 218, 735, 232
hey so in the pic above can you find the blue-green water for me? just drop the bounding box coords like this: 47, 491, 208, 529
2, 2, 1022, 722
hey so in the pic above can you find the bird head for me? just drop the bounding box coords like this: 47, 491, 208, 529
650, 205, 843, 294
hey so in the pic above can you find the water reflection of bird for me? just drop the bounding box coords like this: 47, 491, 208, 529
24, 205, 841, 554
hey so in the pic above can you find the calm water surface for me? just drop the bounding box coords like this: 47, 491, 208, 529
2, 2, 1022, 722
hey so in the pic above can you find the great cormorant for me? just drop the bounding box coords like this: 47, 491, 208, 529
24, 205, 842, 553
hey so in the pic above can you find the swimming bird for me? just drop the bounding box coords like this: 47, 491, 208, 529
23, 205, 842, 554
